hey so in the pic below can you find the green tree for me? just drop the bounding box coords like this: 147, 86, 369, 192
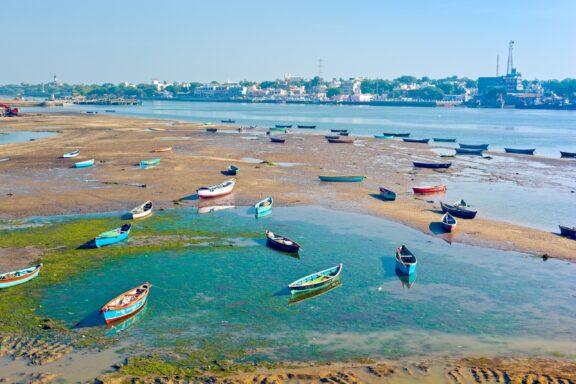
326, 88, 342, 98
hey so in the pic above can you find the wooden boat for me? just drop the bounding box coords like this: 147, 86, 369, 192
130, 201, 153, 219
560, 151, 576, 158
338, 132, 350, 136
227, 165, 239, 175
559, 225, 576, 239
327, 138, 354, 144
63, 150, 80, 158
94, 223, 132, 248
379, 187, 397, 201
504, 148, 535, 155
140, 158, 161, 167
455, 148, 484, 155
441, 212, 457, 232
153, 146, 172, 153
74, 159, 95, 168
374, 135, 394, 139
433, 138, 457, 142
255, 197, 273, 216
297, 125, 316, 129
403, 138, 430, 144
266, 230, 301, 253
395, 245, 417, 275
412, 162, 451, 169
319, 175, 365, 182
197, 179, 236, 198
330, 129, 348, 133
412, 185, 446, 194
289, 279, 341, 304
206, 128, 218, 133
384, 132, 410, 137
440, 201, 477, 219
101, 283, 150, 324
0, 264, 42, 289
270, 136, 286, 143
324, 135, 340, 140
460, 144, 489, 150
275, 124, 292, 128
288, 264, 343, 294
221, 119, 235, 123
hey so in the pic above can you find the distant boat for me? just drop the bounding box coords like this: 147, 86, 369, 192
94, 223, 132, 248
384, 132, 410, 137
455, 148, 484, 155
433, 138, 457, 142
412, 161, 451, 169
403, 138, 430, 144
559, 225, 576, 239
324, 135, 340, 140
197, 179, 236, 198
270, 127, 288, 132
206, 128, 218, 133
395, 245, 417, 275
379, 187, 397, 201
297, 125, 316, 129
441, 212, 457, 232
440, 201, 477, 219
270, 136, 286, 143
460, 144, 489, 150
330, 129, 348, 133
63, 150, 80, 158
275, 124, 292, 128
0, 264, 42, 289
105, 110, 116, 113
327, 138, 354, 144
288, 264, 343, 294
374, 135, 394, 139
504, 148, 535, 155
412, 185, 446, 194
227, 165, 239, 175
560, 151, 576, 158
140, 158, 160, 167
255, 196, 273, 216
319, 175, 365, 182
266, 230, 301, 253
153, 146, 172, 153
74, 159, 95, 168
221, 119, 235, 123
130, 201, 153, 220
101, 283, 150, 324
338, 132, 350, 136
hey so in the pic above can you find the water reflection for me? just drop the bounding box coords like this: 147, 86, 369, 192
288, 279, 342, 305
105, 303, 149, 337
197, 195, 236, 214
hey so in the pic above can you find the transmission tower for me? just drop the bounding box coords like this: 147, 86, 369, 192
506, 41, 514, 75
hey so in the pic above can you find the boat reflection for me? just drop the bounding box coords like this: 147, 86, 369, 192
288, 279, 342, 305
197, 196, 236, 214
255, 209, 272, 219
395, 268, 416, 288
105, 303, 148, 337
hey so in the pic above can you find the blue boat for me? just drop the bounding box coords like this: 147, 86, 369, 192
504, 148, 535, 155
101, 283, 150, 324
395, 245, 417, 275
74, 159, 95, 168
319, 175, 365, 182
455, 148, 484, 155
140, 158, 161, 168
440, 201, 478, 219
403, 138, 430, 144
94, 223, 132, 248
379, 187, 397, 201
460, 144, 489, 150
433, 138, 457, 142
412, 161, 452, 169
288, 264, 343, 294
255, 196, 273, 216
0, 264, 42, 289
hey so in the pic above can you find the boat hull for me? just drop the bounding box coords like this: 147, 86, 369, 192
327, 138, 354, 143
266, 238, 299, 253
433, 138, 457, 142
74, 159, 95, 168
455, 148, 484, 155
319, 175, 365, 182
379, 187, 397, 201
131, 201, 153, 219
63, 151, 80, 158
412, 185, 446, 194
412, 162, 451, 169
440, 202, 477, 219
460, 144, 489, 150
441, 213, 457, 232
403, 139, 430, 144
197, 179, 236, 198
559, 225, 576, 239
560, 151, 576, 158
395, 259, 417, 275
504, 148, 535, 155
374, 135, 394, 139
270, 137, 286, 143
289, 264, 343, 294
0, 265, 42, 289
384, 133, 410, 137
297, 125, 316, 129
255, 197, 273, 216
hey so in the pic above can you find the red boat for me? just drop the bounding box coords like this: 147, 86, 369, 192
412, 184, 447, 194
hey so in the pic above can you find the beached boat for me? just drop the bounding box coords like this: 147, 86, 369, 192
74, 159, 95, 168
297, 125, 316, 129
221, 119, 235, 123
94, 223, 132, 248
403, 138, 430, 144
559, 225, 576, 239
560, 151, 576, 158
379, 187, 397, 201
327, 138, 354, 144
319, 175, 365, 182
275, 124, 292, 128
270, 136, 286, 143
412, 162, 452, 169
412, 185, 446, 194
101, 283, 150, 324
374, 135, 394, 139
153, 146, 172, 153
395, 245, 417, 275
63, 150, 80, 158
266, 230, 301, 253
338, 132, 350, 136
130, 201, 153, 219
460, 144, 489, 150
455, 148, 484, 155
255, 197, 273, 216
384, 132, 410, 137
227, 165, 239, 175
330, 129, 348, 133
440, 201, 477, 219
197, 179, 236, 198
324, 135, 340, 140
0, 264, 42, 289
433, 138, 457, 142
206, 128, 218, 133
140, 158, 161, 167
504, 148, 535, 155
288, 264, 343, 294
441, 212, 457, 232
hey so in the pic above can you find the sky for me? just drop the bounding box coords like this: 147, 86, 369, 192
1, 0, 575, 84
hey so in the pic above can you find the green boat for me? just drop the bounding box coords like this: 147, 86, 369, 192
255, 196, 273, 216
227, 165, 239, 175
318, 175, 366, 182
140, 158, 161, 167
374, 135, 394, 139
269, 127, 288, 133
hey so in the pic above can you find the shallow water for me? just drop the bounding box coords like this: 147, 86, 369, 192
0, 130, 57, 145
39, 206, 576, 361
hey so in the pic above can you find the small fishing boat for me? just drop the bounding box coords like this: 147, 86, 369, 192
74, 159, 95, 168
560, 151, 576, 158
433, 138, 457, 142
374, 135, 394, 139
197, 179, 236, 198
327, 138, 354, 144
319, 175, 365, 182
153, 146, 172, 153
221, 119, 235, 123
412, 185, 446, 194
412, 162, 452, 169
140, 158, 161, 167
504, 148, 535, 155
384, 132, 410, 137
455, 148, 484, 155
297, 125, 316, 129
105, 110, 116, 113
441, 212, 457, 232
270, 136, 286, 143
206, 128, 218, 133
395, 245, 417, 275
101, 283, 150, 324
266, 230, 301, 253
338, 132, 350, 136
94, 223, 132, 248
324, 135, 340, 140
559, 225, 576, 239
275, 124, 292, 128
227, 165, 239, 175
0, 264, 42, 289
63, 150, 80, 158
379, 187, 397, 201
130, 201, 153, 219
288, 264, 343, 294
270, 127, 288, 132
403, 138, 430, 144
440, 201, 477, 219
460, 144, 489, 150
330, 129, 348, 133
255, 197, 273, 216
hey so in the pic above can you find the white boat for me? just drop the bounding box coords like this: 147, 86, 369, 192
197, 179, 236, 198
130, 201, 153, 219
63, 150, 80, 158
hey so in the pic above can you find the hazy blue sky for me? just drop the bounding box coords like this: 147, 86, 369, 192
2, 0, 574, 84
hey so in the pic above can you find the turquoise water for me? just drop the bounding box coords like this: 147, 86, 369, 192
22, 100, 576, 157
41, 206, 576, 361
0, 130, 57, 145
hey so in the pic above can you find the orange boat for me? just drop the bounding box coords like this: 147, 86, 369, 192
153, 146, 173, 153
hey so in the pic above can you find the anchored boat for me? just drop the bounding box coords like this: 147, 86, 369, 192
101, 283, 150, 324
270, 136, 286, 143
0, 264, 42, 289
297, 125, 316, 129
374, 135, 394, 139
288, 264, 343, 294
433, 138, 457, 142
504, 148, 535, 155
327, 137, 354, 144
63, 150, 80, 158
460, 144, 489, 150
266, 230, 301, 253
455, 148, 484, 155
395, 245, 417, 275
130, 201, 153, 219
74, 159, 95, 168
319, 175, 365, 182
384, 132, 410, 137
403, 138, 430, 144
560, 151, 576, 158
94, 223, 132, 248
197, 179, 236, 198
255, 197, 273, 216
440, 201, 477, 219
